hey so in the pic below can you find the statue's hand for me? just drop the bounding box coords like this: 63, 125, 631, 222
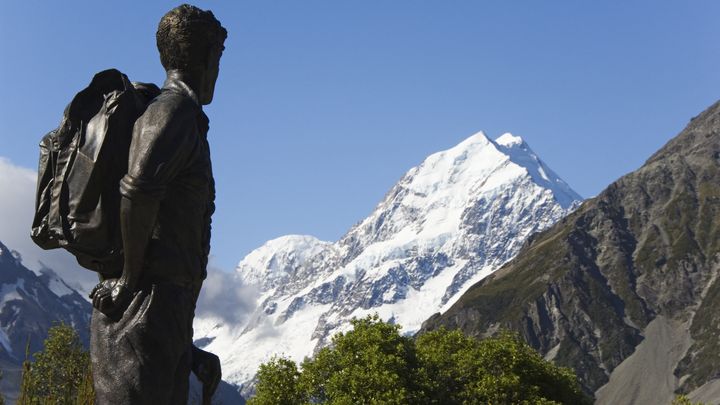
89, 279, 133, 319
192, 345, 222, 404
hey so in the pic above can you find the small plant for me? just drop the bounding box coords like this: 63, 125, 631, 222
672, 394, 705, 405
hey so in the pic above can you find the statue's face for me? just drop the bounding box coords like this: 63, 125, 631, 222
201, 44, 224, 105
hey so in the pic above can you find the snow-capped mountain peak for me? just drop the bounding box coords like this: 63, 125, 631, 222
495, 132, 524, 147
405, 131, 506, 196
237, 235, 335, 289
493, 132, 581, 208
194, 132, 583, 397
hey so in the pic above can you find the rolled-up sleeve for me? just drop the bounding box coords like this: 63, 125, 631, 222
120, 99, 197, 202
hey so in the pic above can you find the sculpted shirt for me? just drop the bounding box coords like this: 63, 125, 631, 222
119, 74, 214, 288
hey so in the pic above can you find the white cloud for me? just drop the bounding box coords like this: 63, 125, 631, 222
0, 157, 98, 294
195, 262, 259, 326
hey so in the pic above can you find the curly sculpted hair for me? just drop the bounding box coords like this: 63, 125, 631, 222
156, 4, 227, 71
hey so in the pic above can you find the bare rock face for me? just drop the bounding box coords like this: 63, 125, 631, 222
420, 100, 720, 401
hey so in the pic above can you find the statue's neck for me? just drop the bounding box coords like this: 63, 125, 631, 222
166, 69, 204, 102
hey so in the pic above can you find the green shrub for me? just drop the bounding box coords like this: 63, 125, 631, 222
250, 315, 591, 404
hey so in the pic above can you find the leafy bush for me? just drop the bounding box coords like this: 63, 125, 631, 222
249, 315, 590, 404
253, 357, 304, 405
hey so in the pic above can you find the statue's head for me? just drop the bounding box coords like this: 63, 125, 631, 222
157, 4, 227, 105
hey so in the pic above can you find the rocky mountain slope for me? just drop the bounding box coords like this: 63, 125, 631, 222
194, 132, 582, 394
420, 101, 720, 404
0, 240, 92, 403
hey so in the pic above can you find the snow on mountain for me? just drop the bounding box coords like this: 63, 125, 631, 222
237, 235, 338, 290
38, 267, 78, 298
193, 132, 582, 395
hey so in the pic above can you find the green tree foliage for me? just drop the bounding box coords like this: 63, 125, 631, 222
251, 357, 304, 405
17, 323, 94, 405
416, 328, 590, 404
249, 315, 591, 404
299, 315, 420, 404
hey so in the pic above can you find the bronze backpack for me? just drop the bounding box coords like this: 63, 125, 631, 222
31, 69, 159, 277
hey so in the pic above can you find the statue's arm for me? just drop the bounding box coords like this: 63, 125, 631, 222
92, 188, 161, 316
117, 193, 159, 290
91, 99, 196, 316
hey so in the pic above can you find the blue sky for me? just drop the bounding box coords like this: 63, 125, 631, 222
1, 1, 719, 275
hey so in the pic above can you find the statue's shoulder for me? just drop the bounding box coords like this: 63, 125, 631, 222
137, 89, 199, 131
147, 88, 198, 115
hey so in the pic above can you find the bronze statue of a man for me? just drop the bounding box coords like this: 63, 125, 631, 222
88, 5, 226, 404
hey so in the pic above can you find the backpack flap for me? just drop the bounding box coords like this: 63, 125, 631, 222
30, 130, 60, 249
66, 78, 142, 273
